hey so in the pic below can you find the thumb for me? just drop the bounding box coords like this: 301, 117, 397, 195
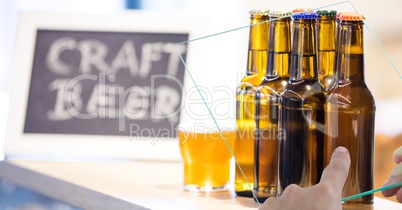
320, 146, 351, 193
393, 146, 402, 164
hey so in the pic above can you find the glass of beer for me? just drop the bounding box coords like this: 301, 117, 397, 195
178, 123, 234, 192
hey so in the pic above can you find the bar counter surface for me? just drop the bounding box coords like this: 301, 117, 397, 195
0, 160, 401, 210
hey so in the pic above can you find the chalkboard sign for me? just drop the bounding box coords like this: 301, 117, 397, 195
5, 12, 208, 160
24, 30, 188, 137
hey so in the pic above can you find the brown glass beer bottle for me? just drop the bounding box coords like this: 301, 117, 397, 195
235, 9, 269, 197
325, 13, 375, 205
317, 10, 337, 92
254, 10, 291, 202
278, 12, 326, 196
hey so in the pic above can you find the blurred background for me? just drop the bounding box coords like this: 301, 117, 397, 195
0, 0, 401, 203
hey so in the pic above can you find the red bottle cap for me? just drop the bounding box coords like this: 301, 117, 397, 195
292, 8, 313, 13
336, 12, 353, 20
339, 13, 366, 21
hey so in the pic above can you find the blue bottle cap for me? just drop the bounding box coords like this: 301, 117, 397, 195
292, 12, 318, 20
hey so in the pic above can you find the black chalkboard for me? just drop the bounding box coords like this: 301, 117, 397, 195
23, 30, 188, 137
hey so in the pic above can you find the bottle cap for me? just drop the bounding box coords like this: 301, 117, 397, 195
292, 8, 313, 13
316, 10, 337, 17
249, 9, 270, 16
339, 13, 366, 21
335, 12, 343, 19
335, 12, 354, 20
292, 12, 318, 20
269, 10, 292, 18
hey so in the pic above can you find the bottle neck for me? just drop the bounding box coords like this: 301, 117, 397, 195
336, 21, 365, 83
266, 18, 291, 78
318, 17, 336, 51
335, 19, 340, 53
290, 19, 319, 81
318, 17, 336, 76
247, 15, 269, 76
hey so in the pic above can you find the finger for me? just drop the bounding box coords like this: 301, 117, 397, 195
382, 163, 402, 197
320, 146, 351, 193
280, 184, 303, 197
260, 197, 280, 210
381, 177, 401, 197
393, 146, 402, 164
396, 188, 402, 203
261, 184, 305, 210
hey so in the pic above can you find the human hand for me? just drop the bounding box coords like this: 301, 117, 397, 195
382, 146, 402, 202
260, 146, 351, 210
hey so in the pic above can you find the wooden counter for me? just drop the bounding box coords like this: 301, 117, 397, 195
0, 160, 401, 210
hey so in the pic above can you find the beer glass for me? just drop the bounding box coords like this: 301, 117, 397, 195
178, 123, 234, 191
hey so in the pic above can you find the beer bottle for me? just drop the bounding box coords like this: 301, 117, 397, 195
291, 9, 313, 36
316, 10, 337, 92
333, 12, 353, 84
278, 12, 326, 196
325, 13, 375, 204
254, 10, 291, 202
335, 12, 347, 36
235, 9, 269, 197
322, 11, 346, 167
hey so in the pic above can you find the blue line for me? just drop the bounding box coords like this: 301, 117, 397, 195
313, 0, 350, 10
342, 181, 402, 202
313, 1, 401, 78
175, 1, 401, 206
175, 44, 261, 206
177, 20, 273, 46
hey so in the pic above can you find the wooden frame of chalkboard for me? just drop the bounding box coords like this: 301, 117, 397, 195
4, 12, 209, 161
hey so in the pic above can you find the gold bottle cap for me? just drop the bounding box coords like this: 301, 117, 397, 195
269, 10, 292, 18
339, 13, 366, 21
249, 9, 270, 16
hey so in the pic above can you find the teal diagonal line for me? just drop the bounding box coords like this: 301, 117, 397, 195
313, 0, 401, 78
175, 43, 261, 206
175, 0, 401, 207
